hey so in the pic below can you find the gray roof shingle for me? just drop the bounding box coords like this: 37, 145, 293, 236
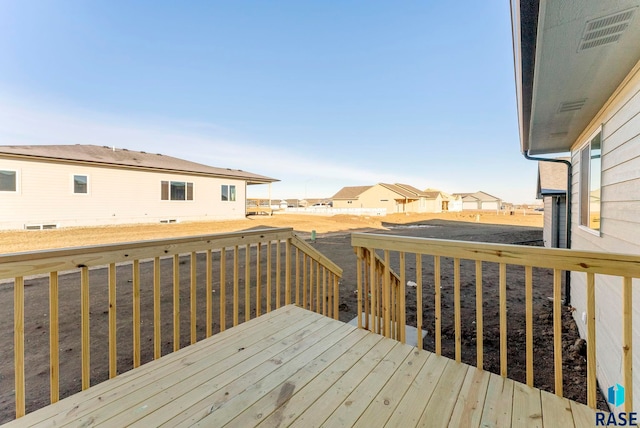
0, 144, 277, 184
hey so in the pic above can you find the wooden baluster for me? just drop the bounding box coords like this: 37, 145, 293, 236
276, 240, 281, 309
525, 265, 533, 386
333, 274, 339, 320
587, 272, 596, 408
14, 276, 25, 418
303, 254, 308, 310
383, 250, 391, 338
364, 251, 370, 330
454, 258, 461, 362
316, 262, 321, 314
190, 253, 197, 344
220, 248, 227, 331
109, 263, 118, 374
256, 243, 262, 317
369, 249, 377, 334
356, 248, 363, 328
434, 256, 441, 355
245, 244, 251, 322
476, 261, 483, 370
285, 239, 291, 305
295, 247, 300, 306
267, 242, 272, 313
153, 258, 161, 358
399, 252, 406, 344
133, 260, 141, 367
417, 255, 423, 349
320, 267, 326, 316
49, 272, 59, 403
623, 276, 633, 413
206, 250, 212, 337
173, 255, 180, 351
309, 259, 314, 312
499, 263, 507, 378
553, 268, 562, 396
233, 246, 239, 326
81, 266, 90, 389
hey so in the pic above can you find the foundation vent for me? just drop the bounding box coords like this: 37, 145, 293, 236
579, 8, 636, 51
558, 99, 587, 113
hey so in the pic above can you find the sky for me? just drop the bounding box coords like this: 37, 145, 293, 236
0, 1, 540, 204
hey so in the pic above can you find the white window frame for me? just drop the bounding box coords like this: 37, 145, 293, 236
578, 127, 602, 236
221, 184, 237, 202
73, 174, 89, 195
0, 169, 19, 193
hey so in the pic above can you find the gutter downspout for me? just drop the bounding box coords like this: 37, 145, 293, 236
523, 152, 572, 305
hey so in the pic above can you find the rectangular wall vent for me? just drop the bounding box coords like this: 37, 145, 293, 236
25, 224, 58, 230
558, 99, 587, 113
579, 8, 636, 51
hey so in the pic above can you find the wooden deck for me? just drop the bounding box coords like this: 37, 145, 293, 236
5, 305, 601, 427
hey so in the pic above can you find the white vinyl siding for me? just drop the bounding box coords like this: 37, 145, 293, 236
0, 159, 247, 229
569, 64, 640, 412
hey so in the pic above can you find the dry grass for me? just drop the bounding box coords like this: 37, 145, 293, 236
0, 211, 542, 254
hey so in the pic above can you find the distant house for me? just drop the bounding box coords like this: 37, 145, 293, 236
331, 186, 373, 209
441, 192, 463, 212
537, 161, 568, 248
513, 0, 640, 410
332, 183, 441, 214
453, 191, 502, 211
0, 144, 277, 230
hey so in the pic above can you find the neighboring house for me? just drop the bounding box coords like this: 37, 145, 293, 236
442, 192, 463, 212
513, 0, 640, 411
0, 144, 277, 230
453, 191, 502, 211
537, 161, 568, 248
331, 185, 372, 209
332, 183, 442, 214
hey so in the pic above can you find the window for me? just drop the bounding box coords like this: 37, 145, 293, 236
0, 170, 16, 192
161, 181, 194, 200
74, 175, 88, 194
221, 185, 236, 201
579, 130, 601, 231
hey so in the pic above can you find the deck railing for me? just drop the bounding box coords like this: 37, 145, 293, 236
1, 227, 341, 421
352, 232, 638, 412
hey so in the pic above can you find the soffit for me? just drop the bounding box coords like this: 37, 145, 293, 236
525, 0, 640, 154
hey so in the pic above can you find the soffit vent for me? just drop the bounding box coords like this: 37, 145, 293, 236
558, 99, 587, 113
578, 8, 636, 51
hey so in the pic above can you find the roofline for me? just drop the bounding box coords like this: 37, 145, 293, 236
0, 152, 279, 184
511, 0, 540, 154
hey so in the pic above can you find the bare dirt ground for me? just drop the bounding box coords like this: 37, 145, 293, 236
0, 212, 606, 423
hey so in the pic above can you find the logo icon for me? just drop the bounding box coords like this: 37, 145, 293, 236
608, 383, 625, 407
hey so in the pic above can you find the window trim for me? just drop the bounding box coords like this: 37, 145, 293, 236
73, 174, 89, 195
0, 169, 18, 193
578, 127, 602, 236
221, 184, 237, 202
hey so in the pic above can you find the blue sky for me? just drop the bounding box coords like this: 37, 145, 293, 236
0, 1, 539, 203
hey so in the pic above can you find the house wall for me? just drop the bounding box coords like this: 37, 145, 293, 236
332, 199, 357, 209
568, 61, 640, 411
542, 196, 567, 248
424, 195, 443, 213
357, 186, 402, 213
448, 198, 463, 212
0, 158, 247, 230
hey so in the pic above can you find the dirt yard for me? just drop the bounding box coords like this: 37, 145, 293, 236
0, 212, 606, 423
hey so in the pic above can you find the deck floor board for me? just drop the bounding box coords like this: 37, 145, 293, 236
5, 305, 602, 428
